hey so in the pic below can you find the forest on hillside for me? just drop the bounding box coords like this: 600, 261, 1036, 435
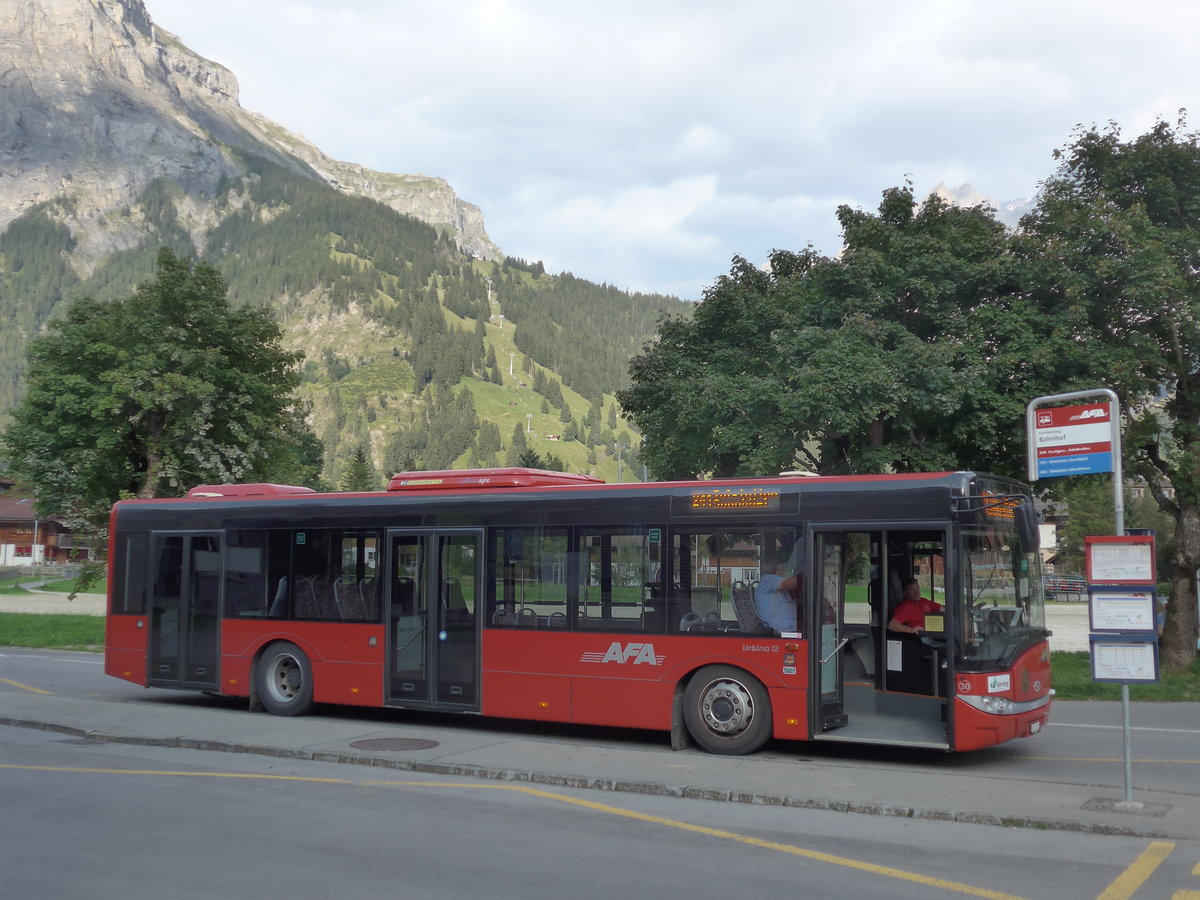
0, 154, 690, 483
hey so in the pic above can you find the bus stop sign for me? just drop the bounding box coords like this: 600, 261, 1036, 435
1028, 400, 1117, 480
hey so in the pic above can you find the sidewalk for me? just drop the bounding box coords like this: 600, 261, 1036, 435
1, 684, 1194, 842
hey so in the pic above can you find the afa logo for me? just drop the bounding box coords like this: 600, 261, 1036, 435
580, 642, 666, 666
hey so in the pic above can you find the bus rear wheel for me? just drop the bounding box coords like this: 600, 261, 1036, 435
683, 665, 771, 755
255, 642, 315, 716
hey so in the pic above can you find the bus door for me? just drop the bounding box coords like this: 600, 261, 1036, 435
386, 530, 482, 709
147, 532, 221, 690
813, 532, 850, 733
811, 528, 950, 749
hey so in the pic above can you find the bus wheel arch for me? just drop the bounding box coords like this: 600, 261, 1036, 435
681, 664, 772, 755
254, 640, 315, 716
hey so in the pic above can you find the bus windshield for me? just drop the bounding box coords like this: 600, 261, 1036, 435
956, 525, 1046, 672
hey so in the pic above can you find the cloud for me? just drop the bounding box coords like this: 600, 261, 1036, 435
149, 0, 1200, 300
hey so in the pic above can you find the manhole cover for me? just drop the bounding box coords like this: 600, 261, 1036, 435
349, 738, 439, 752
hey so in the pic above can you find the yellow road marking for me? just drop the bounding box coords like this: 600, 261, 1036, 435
0, 678, 53, 695
0, 764, 350, 784
1171, 860, 1200, 899
9, 765, 1183, 900
8, 764, 1030, 899
366, 780, 1034, 900
1096, 841, 1174, 900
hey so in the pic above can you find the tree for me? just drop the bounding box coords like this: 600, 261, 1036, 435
621, 118, 1199, 669
516, 448, 545, 468
1018, 117, 1200, 669
619, 189, 1033, 478
1054, 478, 1125, 575
2, 248, 310, 527
339, 444, 379, 492
505, 423, 529, 466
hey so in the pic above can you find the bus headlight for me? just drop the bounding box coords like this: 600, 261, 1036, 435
959, 692, 1051, 716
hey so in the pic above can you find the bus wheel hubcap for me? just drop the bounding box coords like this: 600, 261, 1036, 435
271, 657, 301, 700
700, 680, 752, 734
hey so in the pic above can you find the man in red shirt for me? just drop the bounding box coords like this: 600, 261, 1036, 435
887, 577, 942, 635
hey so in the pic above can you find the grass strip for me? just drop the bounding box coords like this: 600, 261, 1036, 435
0, 613, 105, 651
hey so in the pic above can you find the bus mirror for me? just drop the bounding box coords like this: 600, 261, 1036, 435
1016, 499, 1039, 553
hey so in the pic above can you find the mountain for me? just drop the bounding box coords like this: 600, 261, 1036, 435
0, 0, 689, 485
931, 182, 1035, 229
0, 0, 500, 264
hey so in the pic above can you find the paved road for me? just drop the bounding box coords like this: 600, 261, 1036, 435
5, 725, 1197, 900
1, 647, 1196, 844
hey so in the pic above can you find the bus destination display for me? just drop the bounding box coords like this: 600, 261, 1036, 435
672, 487, 785, 515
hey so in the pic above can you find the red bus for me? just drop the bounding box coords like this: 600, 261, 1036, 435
104, 467, 1052, 754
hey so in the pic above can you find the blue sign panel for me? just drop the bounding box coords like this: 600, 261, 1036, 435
1037, 450, 1113, 479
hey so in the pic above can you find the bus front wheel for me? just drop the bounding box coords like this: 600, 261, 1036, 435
683, 665, 771, 755
255, 642, 315, 716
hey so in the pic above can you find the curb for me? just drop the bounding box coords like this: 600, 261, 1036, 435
2, 715, 1181, 840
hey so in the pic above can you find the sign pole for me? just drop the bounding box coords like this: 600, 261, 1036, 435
1028, 389, 1139, 808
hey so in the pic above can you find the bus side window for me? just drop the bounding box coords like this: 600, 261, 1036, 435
118, 533, 148, 615
577, 529, 660, 634
224, 530, 291, 619
489, 528, 569, 629
225, 532, 267, 617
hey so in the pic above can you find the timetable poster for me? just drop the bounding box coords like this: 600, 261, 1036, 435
1085, 536, 1156, 585
1089, 590, 1156, 633
1090, 637, 1159, 683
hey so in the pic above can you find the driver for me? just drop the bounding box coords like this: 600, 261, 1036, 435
887, 577, 942, 636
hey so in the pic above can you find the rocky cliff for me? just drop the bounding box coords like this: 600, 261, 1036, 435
0, 0, 501, 267
0, 0, 684, 487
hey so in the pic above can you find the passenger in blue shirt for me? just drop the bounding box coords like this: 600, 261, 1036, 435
755, 556, 799, 633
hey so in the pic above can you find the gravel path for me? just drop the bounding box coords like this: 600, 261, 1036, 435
0, 588, 106, 616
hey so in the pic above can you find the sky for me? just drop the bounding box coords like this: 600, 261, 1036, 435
147, 0, 1198, 301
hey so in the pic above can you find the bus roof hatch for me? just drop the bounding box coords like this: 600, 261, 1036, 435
387, 467, 605, 491
187, 483, 317, 498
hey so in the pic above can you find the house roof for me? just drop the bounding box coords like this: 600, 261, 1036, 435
0, 496, 44, 524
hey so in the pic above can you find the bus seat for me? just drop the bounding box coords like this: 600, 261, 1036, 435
847, 631, 875, 677
359, 578, 379, 621
314, 578, 338, 619
731, 581, 769, 634
338, 578, 368, 620
518, 607, 538, 629
294, 577, 320, 618
332, 576, 353, 616
842, 644, 868, 681
268, 577, 288, 617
